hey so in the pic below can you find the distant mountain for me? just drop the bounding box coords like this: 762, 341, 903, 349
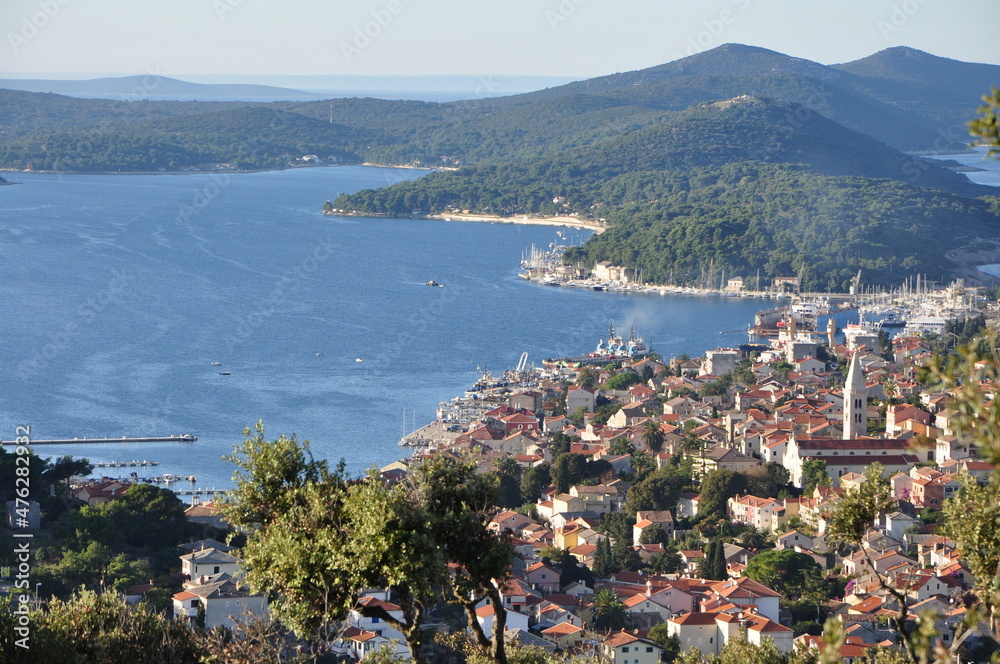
333, 93, 1000, 290
832, 47, 1000, 132
3, 44, 1000, 289
578, 96, 982, 196
0, 75, 320, 100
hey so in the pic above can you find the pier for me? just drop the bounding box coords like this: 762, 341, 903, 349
0, 434, 197, 445
94, 460, 160, 468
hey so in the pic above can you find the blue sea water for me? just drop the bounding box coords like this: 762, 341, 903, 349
0, 166, 767, 491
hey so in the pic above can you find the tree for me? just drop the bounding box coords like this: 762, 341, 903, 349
737, 525, 768, 551
826, 463, 929, 663
744, 549, 822, 599
625, 465, 691, 514
222, 426, 515, 663
593, 536, 617, 578
613, 537, 643, 572
641, 420, 666, 455
647, 550, 683, 574
697, 469, 746, 521
519, 463, 550, 505
699, 539, 726, 580
647, 624, 681, 662
5, 590, 203, 664
801, 459, 831, 495
591, 588, 629, 631
969, 86, 1000, 157
550, 453, 587, 493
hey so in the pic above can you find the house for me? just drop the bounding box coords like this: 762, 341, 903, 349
184, 500, 226, 529
347, 596, 410, 657
708, 578, 781, 622
335, 627, 402, 662
73, 479, 132, 506
727, 494, 785, 534
666, 612, 731, 655
603, 630, 662, 664
523, 561, 560, 594
633, 510, 675, 543
623, 594, 672, 622
476, 604, 530, 639
567, 386, 597, 414
173, 572, 268, 630
541, 621, 585, 650
180, 547, 243, 579
569, 483, 628, 515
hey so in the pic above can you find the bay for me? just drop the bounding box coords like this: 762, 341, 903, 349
0, 166, 766, 491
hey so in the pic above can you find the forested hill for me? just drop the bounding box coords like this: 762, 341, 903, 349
333, 96, 1000, 291
2, 44, 998, 173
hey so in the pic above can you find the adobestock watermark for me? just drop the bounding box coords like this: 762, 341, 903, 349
7, 0, 73, 53
16, 269, 132, 381
175, 173, 231, 229
225, 235, 340, 350
877, 0, 930, 40
10, 425, 35, 650
666, 0, 754, 68
341, 0, 404, 64
52, 65, 165, 178
213, 0, 247, 21
545, 0, 590, 31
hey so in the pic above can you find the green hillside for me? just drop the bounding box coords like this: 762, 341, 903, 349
333, 96, 1000, 291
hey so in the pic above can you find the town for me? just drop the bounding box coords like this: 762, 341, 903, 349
5, 278, 999, 664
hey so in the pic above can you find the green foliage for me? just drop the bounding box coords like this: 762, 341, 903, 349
699, 539, 727, 581
744, 549, 822, 599
801, 459, 832, 495
592, 537, 617, 578
641, 420, 667, 455
520, 463, 551, 505
598, 511, 635, 543
969, 86, 1000, 157
648, 625, 681, 662
601, 372, 642, 391
591, 588, 630, 631
625, 464, 692, 514
1, 590, 202, 664
613, 537, 643, 572
697, 470, 747, 521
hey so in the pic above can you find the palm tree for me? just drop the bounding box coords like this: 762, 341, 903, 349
492, 456, 522, 480
641, 420, 666, 455
591, 588, 629, 631
737, 526, 768, 551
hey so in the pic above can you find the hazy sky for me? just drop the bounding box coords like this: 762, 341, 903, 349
2, 0, 998, 80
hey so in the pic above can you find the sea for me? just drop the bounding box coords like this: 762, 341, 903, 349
0, 166, 774, 492
0, 152, 992, 494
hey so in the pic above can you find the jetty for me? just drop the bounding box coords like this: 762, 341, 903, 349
94, 460, 159, 468
0, 434, 197, 446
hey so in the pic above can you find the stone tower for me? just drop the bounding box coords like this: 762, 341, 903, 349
843, 351, 867, 439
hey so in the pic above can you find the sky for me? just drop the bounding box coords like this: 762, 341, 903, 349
2, 0, 998, 83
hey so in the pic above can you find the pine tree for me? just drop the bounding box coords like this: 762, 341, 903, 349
593, 536, 615, 578
712, 538, 728, 580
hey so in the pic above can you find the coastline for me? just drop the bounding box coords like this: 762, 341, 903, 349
427, 212, 606, 234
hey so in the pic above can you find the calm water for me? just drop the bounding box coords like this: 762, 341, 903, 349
0, 166, 767, 491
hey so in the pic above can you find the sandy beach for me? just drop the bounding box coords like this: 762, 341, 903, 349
426, 212, 606, 234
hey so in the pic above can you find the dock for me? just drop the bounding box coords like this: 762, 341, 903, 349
0, 434, 197, 446
94, 460, 160, 468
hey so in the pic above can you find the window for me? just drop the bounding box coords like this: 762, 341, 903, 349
214, 566, 220, 574
709, 638, 714, 644
646, 647, 654, 653
372, 617, 380, 623
622, 647, 629, 653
